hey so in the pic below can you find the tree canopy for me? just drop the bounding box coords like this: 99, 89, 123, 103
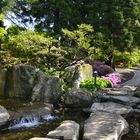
0, 0, 140, 69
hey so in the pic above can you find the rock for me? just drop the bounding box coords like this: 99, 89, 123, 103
43, 77, 62, 103
47, 120, 80, 140
30, 137, 59, 140
9, 103, 53, 120
90, 102, 133, 115
83, 112, 129, 140
135, 105, 140, 109
0, 69, 7, 97
61, 62, 93, 89
102, 88, 128, 96
32, 70, 49, 101
101, 95, 140, 106
101, 86, 136, 96
134, 109, 140, 114
0, 64, 62, 103
134, 85, 140, 98
123, 85, 137, 92
0, 105, 10, 126
64, 88, 95, 107
132, 63, 140, 68
5, 64, 36, 99
32, 72, 62, 103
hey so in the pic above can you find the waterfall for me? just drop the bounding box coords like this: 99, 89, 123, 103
8, 114, 57, 130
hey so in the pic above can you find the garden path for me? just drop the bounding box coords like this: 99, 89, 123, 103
121, 69, 140, 86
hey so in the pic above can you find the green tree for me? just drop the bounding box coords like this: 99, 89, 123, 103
62, 24, 94, 63
4, 0, 140, 68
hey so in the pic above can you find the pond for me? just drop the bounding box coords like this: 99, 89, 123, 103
0, 98, 140, 140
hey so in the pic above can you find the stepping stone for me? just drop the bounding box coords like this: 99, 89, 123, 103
47, 120, 80, 140
83, 112, 129, 140
102, 95, 140, 106
90, 102, 133, 115
123, 85, 137, 91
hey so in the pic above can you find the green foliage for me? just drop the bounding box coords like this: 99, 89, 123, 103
62, 24, 94, 62
62, 82, 70, 93
114, 49, 140, 67
0, 27, 7, 43
7, 25, 25, 35
80, 77, 111, 91
7, 30, 53, 61
38, 65, 59, 76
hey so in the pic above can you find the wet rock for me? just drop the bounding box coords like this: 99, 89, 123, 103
90, 102, 133, 115
83, 112, 129, 140
101, 95, 140, 106
64, 88, 95, 107
9, 103, 53, 120
47, 120, 80, 140
0, 105, 10, 126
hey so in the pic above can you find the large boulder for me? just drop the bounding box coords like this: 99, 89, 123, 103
0, 69, 7, 97
47, 120, 80, 140
32, 71, 62, 103
5, 64, 36, 99
1, 64, 62, 103
0, 105, 10, 126
83, 112, 129, 140
64, 88, 95, 108
61, 62, 93, 89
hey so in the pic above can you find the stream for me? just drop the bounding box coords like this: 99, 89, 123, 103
0, 98, 140, 140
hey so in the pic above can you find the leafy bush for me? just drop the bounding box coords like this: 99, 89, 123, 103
85, 60, 114, 76
80, 77, 111, 91
114, 49, 140, 67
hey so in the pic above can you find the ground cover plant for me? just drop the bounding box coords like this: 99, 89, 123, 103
80, 77, 111, 91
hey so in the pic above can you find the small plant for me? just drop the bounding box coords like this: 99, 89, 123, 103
80, 77, 111, 91
61, 81, 71, 93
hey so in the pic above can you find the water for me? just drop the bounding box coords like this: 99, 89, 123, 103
8, 116, 40, 129
0, 99, 140, 140
122, 116, 140, 140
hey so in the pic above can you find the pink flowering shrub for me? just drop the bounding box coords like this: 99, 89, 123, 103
102, 74, 121, 87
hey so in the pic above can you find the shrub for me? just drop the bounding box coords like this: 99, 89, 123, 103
114, 49, 140, 68
80, 77, 111, 91
85, 60, 114, 76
